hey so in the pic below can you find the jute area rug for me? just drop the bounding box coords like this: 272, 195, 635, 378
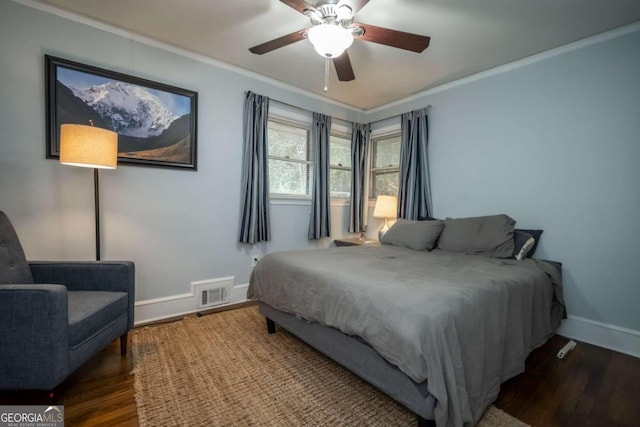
131, 306, 528, 427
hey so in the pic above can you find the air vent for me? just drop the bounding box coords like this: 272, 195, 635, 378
199, 286, 229, 309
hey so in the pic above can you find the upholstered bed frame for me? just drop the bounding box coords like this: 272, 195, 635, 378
259, 260, 562, 426
260, 301, 436, 425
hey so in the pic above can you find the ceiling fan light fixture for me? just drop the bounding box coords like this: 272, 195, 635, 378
307, 24, 353, 58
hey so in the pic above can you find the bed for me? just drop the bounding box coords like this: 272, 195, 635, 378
248, 215, 565, 427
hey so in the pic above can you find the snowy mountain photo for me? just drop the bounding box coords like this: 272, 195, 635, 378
70, 81, 178, 138
48, 57, 197, 169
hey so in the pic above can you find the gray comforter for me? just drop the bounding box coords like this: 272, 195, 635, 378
248, 245, 564, 427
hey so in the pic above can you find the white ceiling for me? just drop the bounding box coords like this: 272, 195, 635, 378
34, 0, 640, 110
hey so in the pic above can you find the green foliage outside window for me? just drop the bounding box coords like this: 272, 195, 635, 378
267, 121, 310, 196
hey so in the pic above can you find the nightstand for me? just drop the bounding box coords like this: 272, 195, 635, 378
333, 237, 379, 247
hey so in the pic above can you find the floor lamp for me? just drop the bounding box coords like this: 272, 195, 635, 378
59, 124, 118, 261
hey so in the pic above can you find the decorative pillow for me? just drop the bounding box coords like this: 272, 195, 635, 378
437, 214, 516, 258
381, 219, 444, 251
514, 229, 543, 259
513, 231, 535, 260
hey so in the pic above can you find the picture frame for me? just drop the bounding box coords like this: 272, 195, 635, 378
45, 55, 198, 170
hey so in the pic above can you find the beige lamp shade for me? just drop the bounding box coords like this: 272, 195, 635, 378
373, 195, 397, 219
60, 124, 118, 169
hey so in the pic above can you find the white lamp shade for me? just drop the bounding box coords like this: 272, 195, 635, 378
307, 24, 354, 58
373, 195, 398, 219
60, 124, 118, 169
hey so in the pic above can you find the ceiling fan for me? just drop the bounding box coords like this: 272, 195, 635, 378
249, 0, 430, 86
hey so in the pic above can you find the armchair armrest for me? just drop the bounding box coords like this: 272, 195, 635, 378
0, 285, 69, 390
29, 261, 135, 294
29, 261, 136, 329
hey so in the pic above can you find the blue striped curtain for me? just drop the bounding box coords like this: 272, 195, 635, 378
348, 123, 370, 233
308, 112, 332, 239
239, 91, 271, 244
398, 107, 432, 220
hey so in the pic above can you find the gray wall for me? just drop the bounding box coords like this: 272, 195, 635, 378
0, 1, 360, 301
370, 28, 640, 332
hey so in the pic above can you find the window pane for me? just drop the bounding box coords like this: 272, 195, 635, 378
269, 159, 309, 195
330, 168, 350, 198
374, 171, 398, 198
268, 122, 308, 160
330, 135, 351, 167
374, 136, 401, 168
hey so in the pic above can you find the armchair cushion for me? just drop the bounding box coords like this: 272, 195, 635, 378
68, 291, 128, 347
0, 212, 33, 285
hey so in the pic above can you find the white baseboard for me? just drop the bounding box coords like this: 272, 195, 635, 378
134, 278, 249, 326
558, 315, 640, 358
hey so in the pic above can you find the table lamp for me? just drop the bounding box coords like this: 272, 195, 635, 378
372, 195, 397, 240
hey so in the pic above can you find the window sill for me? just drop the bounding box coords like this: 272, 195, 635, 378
271, 196, 311, 206
330, 198, 350, 207
269, 196, 351, 207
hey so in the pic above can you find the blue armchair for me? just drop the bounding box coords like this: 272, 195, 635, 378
0, 211, 135, 391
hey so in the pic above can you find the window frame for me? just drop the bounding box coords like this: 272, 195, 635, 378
267, 115, 313, 200
369, 129, 401, 200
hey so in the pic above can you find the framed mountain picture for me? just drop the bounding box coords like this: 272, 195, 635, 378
45, 55, 198, 170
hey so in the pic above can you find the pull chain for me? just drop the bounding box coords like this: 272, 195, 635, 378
323, 57, 329, 92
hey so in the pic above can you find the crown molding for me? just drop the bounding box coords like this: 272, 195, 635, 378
11, 0, 364, 115
365, 21, 640, 115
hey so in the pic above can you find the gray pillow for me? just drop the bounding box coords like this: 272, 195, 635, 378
437, 214, 516, 258
381, 219, 444, 251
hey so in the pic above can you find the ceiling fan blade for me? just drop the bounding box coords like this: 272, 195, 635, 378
333, 51, 355, 81
340, 0, 370, 15
249, 29, 307, 55
279, 0, 314, 15
354, 23, 430, 53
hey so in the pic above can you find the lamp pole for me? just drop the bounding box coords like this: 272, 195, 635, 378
94, 168, 101, 261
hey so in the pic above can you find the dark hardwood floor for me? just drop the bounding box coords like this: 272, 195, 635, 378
1, 325, 638, 426
0, 339, 137, 426
496, 335, 640, 427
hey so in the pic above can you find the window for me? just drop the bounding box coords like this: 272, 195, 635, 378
370, 133, 401, 198
267, 116, 353, 200
267, 119, 312, 197
329, 133, 351, 198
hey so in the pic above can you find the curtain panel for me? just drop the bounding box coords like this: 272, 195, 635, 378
308, 112, 332, 239
239, 91, 271, 244
348, 123, 370, 233
398, 107, 432, 220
